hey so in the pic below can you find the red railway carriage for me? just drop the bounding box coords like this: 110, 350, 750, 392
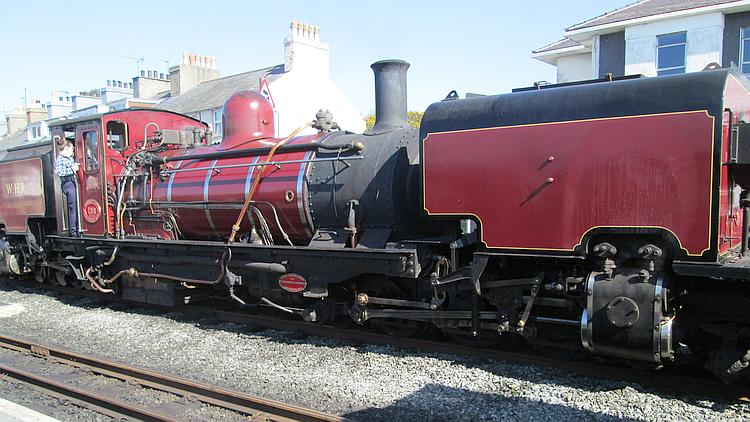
0, 140, 56, 274
0, 155, 50, 234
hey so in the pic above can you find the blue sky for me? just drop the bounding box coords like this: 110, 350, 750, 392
1, 0, 627, 116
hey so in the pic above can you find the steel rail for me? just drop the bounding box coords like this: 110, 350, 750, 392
5, 278, 750, 402
0, 334, 343, 422
0, 363, 171, 422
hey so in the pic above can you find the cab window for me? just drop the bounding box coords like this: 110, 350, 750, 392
83, 130, 99, 173
106, 120, 128, 150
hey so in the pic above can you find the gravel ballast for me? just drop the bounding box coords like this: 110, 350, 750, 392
0, 282, 747, 421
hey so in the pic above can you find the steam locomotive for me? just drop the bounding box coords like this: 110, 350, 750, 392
3, 59, 750, 382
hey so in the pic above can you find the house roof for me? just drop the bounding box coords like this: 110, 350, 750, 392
158, 64, 285, 114
533, 0, 749, 60
0, 130, 37, 151
567, 0, 742, 32
532, 38, 584, 54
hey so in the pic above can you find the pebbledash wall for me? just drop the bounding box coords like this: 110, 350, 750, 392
621, 13, 724, 77
535, 3, 750, 83
270, 22, 366, 136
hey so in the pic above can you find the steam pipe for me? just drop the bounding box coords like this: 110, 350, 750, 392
147, 140, 363, 166
367, 59, 410, 134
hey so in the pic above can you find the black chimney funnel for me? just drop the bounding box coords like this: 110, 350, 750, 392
368, 59, 409, 134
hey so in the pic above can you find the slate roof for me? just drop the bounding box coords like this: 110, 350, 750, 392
532, 38, 584, 54
158, 64, 285, 114
0, 130, 31, 149
567, 0, 742, 31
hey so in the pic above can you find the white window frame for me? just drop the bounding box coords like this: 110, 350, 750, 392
656, 32, 687, 76
212, 109, 222, 137
740, 27, 750, 74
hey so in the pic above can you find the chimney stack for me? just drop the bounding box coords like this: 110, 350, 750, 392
170, 51, 220, 97
284, 21, 329, 76
368, 59, 410, 134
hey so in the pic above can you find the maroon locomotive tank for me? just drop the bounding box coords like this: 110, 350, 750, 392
150, 91, 317, 243
419, 69, 741, 262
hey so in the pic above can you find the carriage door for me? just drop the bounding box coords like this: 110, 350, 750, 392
75, 123, 106, 236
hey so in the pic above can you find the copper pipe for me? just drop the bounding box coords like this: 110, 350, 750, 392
132, 270, 220, 286
228, 122, 313, 243
84, 268, 114, 294
99, 269, 130, 285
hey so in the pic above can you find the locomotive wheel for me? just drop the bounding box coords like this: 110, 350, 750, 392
330, 285, 356, 329
54, 269, 68, 286
33, 268, 46, 284
443, 289, 500, 349
53, 268, 83, 289
357, 278, 427, 337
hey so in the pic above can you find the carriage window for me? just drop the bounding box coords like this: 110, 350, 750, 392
83, 130, 99, 173
106, 120, 128, 150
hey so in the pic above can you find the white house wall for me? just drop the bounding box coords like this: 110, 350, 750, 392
624, 12, 724, 76
269, 72, 366, 136
556, 53, 593, 82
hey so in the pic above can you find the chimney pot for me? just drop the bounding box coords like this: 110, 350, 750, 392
140, 70, 145, 76
159, 73, 164, 79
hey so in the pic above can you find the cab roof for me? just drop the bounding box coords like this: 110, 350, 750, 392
47, 108, 204, 129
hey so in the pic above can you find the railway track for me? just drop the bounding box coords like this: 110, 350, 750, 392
4, 278, 750, 403
0, 334, 342, 422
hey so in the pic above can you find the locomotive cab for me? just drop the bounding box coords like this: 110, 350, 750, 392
47, 110, 210, 239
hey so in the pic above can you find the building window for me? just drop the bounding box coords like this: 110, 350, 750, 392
741, 28, 750, 74
213, 109, 223, 136
657, 32, 687, 76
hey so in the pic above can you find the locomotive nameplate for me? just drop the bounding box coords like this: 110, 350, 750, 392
422, 111, 715, 256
